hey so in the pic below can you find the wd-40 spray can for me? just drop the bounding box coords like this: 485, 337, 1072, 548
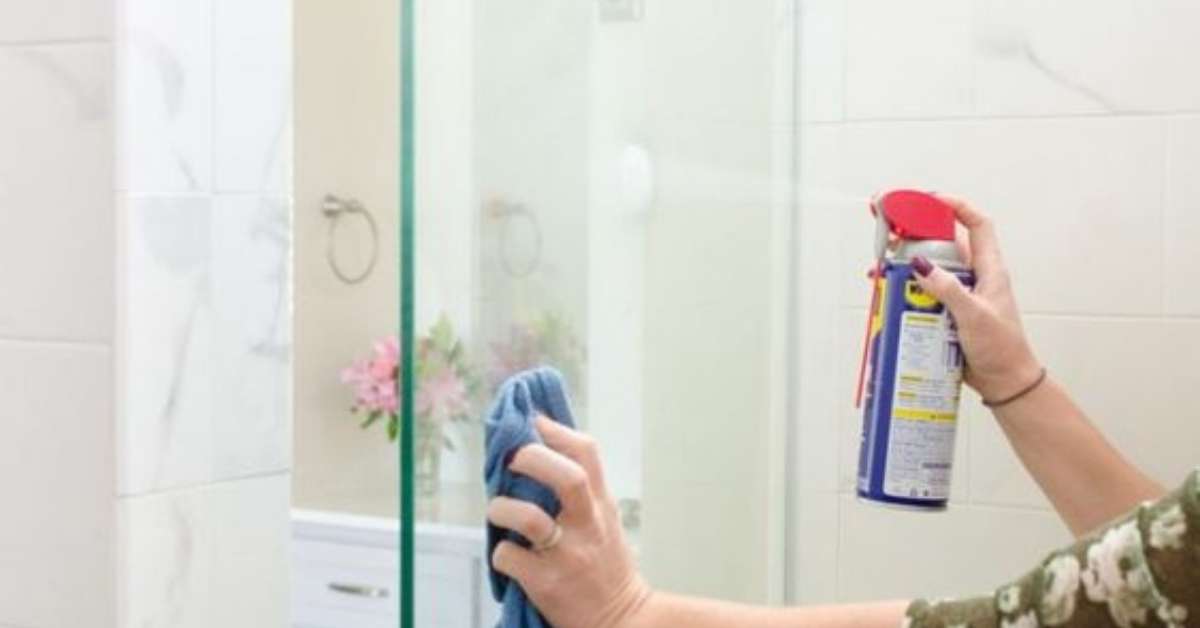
854, 190, 974, 510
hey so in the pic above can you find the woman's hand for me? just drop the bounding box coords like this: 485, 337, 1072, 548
488, 417, 651, 628
909, 194, 1043, 402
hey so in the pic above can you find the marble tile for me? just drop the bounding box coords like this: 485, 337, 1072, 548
975, 0, 1200, 116
120, 196, 216, 495
970, 316, 1200, 509
821, 118, 1167, 315
1165, 117, 1200, 315
837, 496, 1068, 602
798, 0, 845, 122
0, 0, 111, 42
209, 196, 293, 479
844, 0, 974, 120
0, 341, 115, 628
213, 0, 292, 194
118, 474, 290, 628
120, 196, 293, 495
118, 0, 213, 195
0, 44, 113, 342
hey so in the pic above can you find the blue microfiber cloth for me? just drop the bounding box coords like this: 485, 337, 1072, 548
484, 367, 577, 628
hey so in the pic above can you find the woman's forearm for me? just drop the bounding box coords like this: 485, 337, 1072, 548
626, 594, 908, 628
991, 375, 1163, 536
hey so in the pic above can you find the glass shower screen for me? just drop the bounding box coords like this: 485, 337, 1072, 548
401, 1, 798, 625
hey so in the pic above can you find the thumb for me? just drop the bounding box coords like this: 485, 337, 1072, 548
911, 256, 977, 317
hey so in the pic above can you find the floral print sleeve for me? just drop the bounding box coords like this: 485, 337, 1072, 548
906, 468, 1200, 628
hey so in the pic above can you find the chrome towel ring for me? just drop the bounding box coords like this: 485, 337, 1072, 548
322, 194, 379, 285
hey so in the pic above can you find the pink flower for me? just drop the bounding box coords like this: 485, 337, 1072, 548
416, 366, 469, 422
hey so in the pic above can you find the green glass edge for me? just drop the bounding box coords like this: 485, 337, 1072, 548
399, 0, 415, 624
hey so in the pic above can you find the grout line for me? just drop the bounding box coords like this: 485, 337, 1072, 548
1161, 118, 1173, 316
807, 110, 1200, 126
117, 468, 291, 501
0, 336, 111, 351
0, 37, 110, 48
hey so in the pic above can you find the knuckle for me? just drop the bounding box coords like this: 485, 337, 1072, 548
520, 510, 548, 538
575, 434, 599, 457
564, 467, 589, 494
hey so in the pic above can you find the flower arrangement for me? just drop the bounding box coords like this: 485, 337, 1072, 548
489, 311, 586, 398
341, 315, 479, 445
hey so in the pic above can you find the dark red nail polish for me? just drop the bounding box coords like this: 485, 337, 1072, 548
912, 256, 934, 277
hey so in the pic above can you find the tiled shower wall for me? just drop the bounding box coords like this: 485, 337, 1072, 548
116, 0, 292, 624
793, 0, 1200, 604
0, 0, 291, 625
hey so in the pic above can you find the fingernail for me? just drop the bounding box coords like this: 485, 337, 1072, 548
912, 256, 934, 277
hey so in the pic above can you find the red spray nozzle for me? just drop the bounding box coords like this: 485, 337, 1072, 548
870, 190, 956, 242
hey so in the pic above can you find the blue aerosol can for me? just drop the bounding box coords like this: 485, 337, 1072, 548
854, 190, 974, 510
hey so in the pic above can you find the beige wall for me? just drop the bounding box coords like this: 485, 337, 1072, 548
293, 0, 401, 517
793, 0, 1200, 603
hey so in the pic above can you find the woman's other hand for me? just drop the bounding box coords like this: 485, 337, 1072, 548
909, 194, 1043, 401
488, 417, 651, 628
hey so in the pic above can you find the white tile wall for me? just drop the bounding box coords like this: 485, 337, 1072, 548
1165, 116, 1200, 315
118, 474, 290, 628
0, 341, 115, 628
118, 196, 293, 496
0, 44, 113, 342
836, 497, 1068, 602
213, 0, 292, 194
0, 0, 112, 42
844, 0, 974, 120
118, 0, 213, 195
793, 0, 1200, 605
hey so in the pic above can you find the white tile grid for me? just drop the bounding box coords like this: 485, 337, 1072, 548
117, 0, 294, 494
797, 0, 1200, 597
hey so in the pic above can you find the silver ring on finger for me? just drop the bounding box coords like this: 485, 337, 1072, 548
534, 522, 563, 552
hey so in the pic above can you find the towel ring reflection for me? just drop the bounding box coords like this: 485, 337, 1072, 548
322, 194, 379, 285
484, 198, 542, 278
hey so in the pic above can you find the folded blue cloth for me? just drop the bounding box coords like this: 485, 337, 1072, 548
484, 367, 578, 628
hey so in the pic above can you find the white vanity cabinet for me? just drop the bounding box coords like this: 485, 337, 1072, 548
291, 510, 500, 627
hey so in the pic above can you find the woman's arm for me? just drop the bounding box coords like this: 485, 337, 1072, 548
911, 195, 1163, 535
627, 596, 908, 628
489, 416, 911, 628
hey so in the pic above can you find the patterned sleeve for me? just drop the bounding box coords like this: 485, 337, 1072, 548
905, 468, 1200, 628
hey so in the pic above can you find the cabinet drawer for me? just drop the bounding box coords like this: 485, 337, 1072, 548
293, 539, 478, 627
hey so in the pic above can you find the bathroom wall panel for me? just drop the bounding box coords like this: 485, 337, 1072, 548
0, 341, 115, 628
844, 0, 975, 120
213, 0, 292, 195
836, 497, 1067, 602
975, 0, 1200, 116
798, 0, 845, 123
117, 0, 213, 196
118, 474, 289, 628
1165, 116, 1200, 316
0, 43, 113, 343
969, 316, 1200, 507
0, 0, 111, 42
118, 194, 292, 495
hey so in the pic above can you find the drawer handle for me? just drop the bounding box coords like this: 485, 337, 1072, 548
328, 582, 390, 599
